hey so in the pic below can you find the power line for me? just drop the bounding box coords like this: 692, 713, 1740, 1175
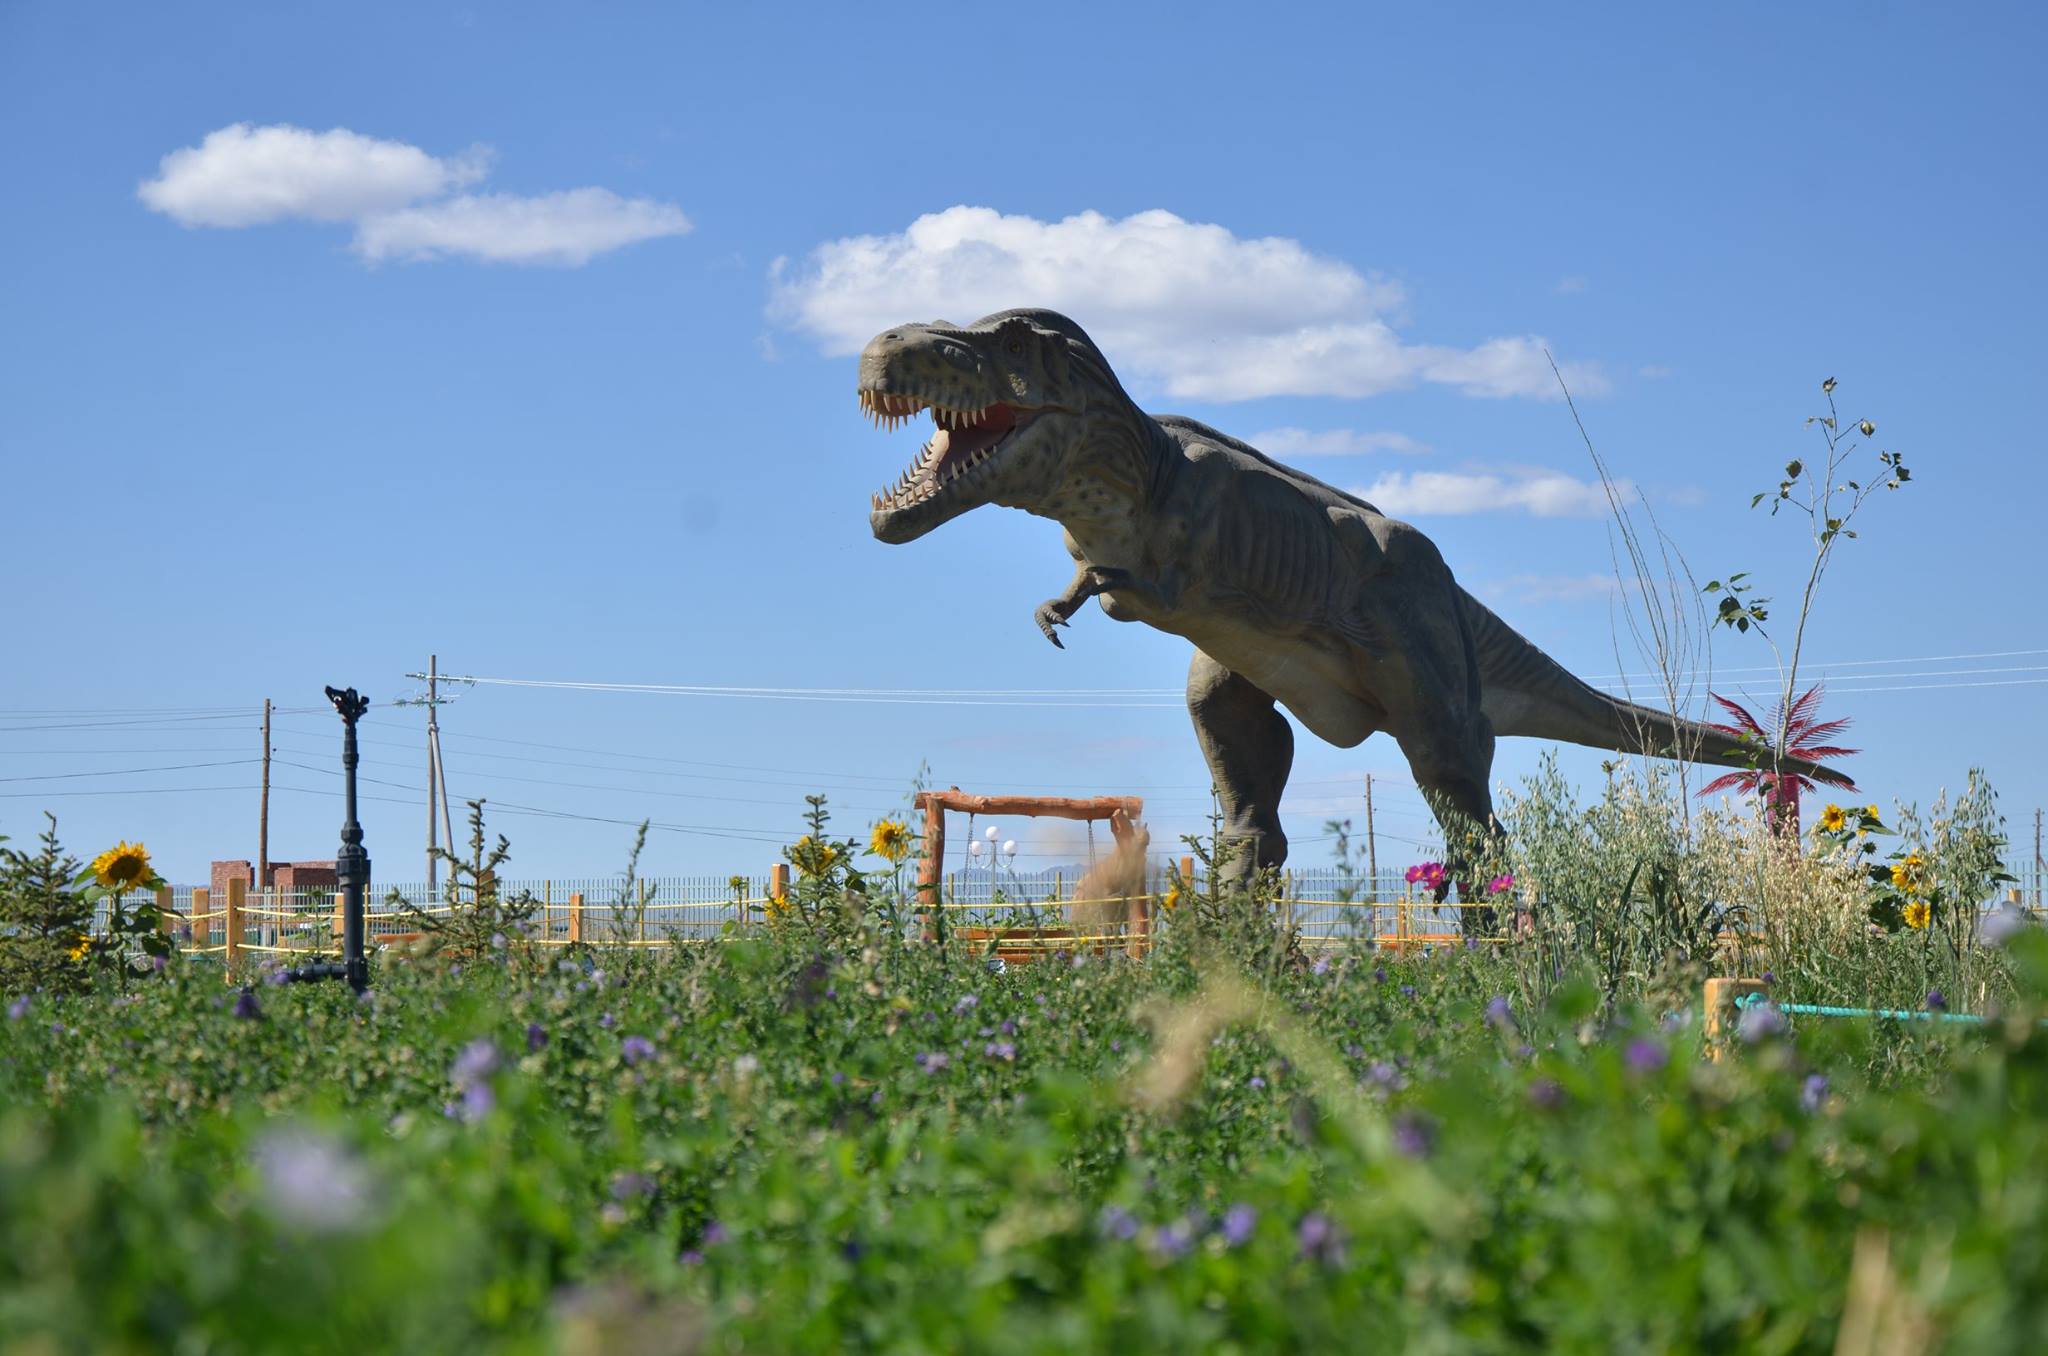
0, 784, 260, 799
0, 759, 258, 783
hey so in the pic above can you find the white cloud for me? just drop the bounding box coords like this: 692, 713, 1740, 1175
138, 123, 688, 267
1638, 364, 1673, 379
1354, 467, 1622, 518
1554, 274, 1588, 295
1479, 572, 1620, 605
771, 206, 1604, 403
138, 123, 485, 227
352, 189, 691, 266
1248, 427, 1431, 456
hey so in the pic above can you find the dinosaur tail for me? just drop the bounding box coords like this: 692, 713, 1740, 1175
1457, 590, 1850, 787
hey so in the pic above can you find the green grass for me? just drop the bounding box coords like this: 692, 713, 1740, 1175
4, 916, 2046, 1354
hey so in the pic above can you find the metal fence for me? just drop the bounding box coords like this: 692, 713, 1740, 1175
86, 856, 2045, 961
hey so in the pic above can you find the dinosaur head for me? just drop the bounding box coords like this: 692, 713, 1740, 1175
858, 309, 1133, 544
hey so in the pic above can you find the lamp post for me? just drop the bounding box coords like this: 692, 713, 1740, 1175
966, 824, 1019, 899
284, 685, 371, 994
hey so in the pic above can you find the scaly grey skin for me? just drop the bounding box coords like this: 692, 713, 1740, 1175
857, 309, 1837, 899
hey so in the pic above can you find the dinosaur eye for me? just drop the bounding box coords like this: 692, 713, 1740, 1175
1005, 337, 1023, 355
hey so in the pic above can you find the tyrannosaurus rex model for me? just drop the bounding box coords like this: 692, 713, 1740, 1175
854, 308, 1829, 888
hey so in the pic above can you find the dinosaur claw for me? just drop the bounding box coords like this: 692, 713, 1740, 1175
1033, 603, 1071, 648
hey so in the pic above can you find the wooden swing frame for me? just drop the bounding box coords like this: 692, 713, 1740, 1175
913, 787, 1148, 956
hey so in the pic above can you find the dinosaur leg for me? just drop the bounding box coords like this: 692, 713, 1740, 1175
1186, 649, 1294, 891
1395, 719, 1502, 937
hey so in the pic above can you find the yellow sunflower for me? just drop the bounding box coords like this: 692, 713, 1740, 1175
869, 819, 912, 864
1161, 882, 1183, 910
1864, 805, 1881, 821
1889, 850, 1928, 895
91, 840, 153, 891
790, 835, 839, 878
67, 933, 92, 961
1903, 900, 1931, 930
765, 892, 790, 919
1817, 804, 1846, 834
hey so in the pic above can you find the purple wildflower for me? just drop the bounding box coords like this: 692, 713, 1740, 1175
1312, 955, 1331, 976
1983, 906, 2029, 947
1220, 1204, 1256, 1248
1485, 995, 1513, 1029
1372, 966, 1387, 984
233, 988, 262, 1021
701, 1221, 729, 1245
1296, 1211, 1348, 1265
1391, 1110, 1436, 1159
6, 995, 27, 1021
830, 1071, 846, 1086
451, 1038, 501, 1089
1800, 1073, 1830, 1114
151, 954, 168, 974
610, 1171, 655, 1201
1527, 1077, 1566, 1110
1149, 1218, 1196, 1261
1737, 1001, 1786, 1043
1098, 1205, 1140, 1241
598, 1011, 617, 1030
1925, 989, 1948, 1012
1247, 1075, 1267, 1090
678, 1249, 705, 1265
915, 1051, 950, 1074
526, 1022, 548, 1053
1000, 1019, 1018, 1035
254, 1128, 372, 1233
621, 1035, 657, 1066
1398, 984, 1416, 997
1624, 1037, 1669, 1075
984, 1041, 1016, 1061
1110, 1038, 1121, 1053
953, 993, 979, 1014
1366, 1061, 1403, 1093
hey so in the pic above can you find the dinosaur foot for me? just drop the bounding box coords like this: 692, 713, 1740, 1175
1033, 602, 1071, 649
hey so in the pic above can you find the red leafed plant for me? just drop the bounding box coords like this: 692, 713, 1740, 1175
1696, 683, 1857, 834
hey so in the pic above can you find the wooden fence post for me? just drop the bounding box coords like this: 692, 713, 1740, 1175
333, 890, 346, 949
189, 887, 209, 949
155, 886, 175, 941
767, 864, 789, 926
224, 877, 246, 969
568, 892, 584, 945
1702, 977, 1769, 1061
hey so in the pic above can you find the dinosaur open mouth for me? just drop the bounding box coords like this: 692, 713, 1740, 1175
862, 391, 1035, 513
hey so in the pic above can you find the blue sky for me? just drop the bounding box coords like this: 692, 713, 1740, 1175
4, 2, 2043, 886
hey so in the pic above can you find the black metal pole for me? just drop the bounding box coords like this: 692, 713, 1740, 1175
331, 685, 370, 994
284, 685, 371, 993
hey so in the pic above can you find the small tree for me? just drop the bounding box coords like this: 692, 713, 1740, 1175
400, 800, 542, 966
1702, 377, 1909, 810
0, 816, 94, 995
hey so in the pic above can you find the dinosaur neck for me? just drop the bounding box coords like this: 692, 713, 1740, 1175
1036, 403, 1172, 557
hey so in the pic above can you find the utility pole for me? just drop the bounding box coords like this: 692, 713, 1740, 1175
398, 657, 462, 900
257, 697, 272, 890
2036, 807, 2043, 910
1364, 773, 1379, 903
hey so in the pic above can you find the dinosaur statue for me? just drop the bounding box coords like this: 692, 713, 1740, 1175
854, 308, 1832, 896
